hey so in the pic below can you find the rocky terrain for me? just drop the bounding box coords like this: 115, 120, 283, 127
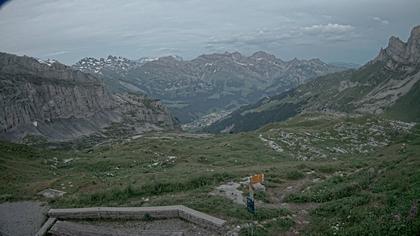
258, 113, 415, 161
207, 25, 420, 133
0, 53, 176, 142
73, 52, 345, 123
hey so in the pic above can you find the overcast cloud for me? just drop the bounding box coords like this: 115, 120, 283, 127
0, 0, 419, 64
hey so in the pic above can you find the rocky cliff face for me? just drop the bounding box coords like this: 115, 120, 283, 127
0, 53, 176, 142
374, 25, 420, 69
207, 25, 420, 133
355, 25, 420, 114
73, 52, 345, 123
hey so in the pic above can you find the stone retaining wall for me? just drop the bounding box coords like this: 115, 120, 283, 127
37, 205, 226, 235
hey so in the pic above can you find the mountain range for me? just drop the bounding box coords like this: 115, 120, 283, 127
73, 52, 346, 123
2, 26, 418, 141
206, 25, 420, 133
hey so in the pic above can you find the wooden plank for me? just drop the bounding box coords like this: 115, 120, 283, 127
35, 217, 57, 236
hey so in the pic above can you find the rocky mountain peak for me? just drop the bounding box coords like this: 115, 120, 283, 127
250, 51, 277, 61
409, 25, 420, 39
138, 57, 159, 63
229, 51, 243, 60
308, 58, 325, 64
106, 55, 117, 60
155, 56, 183, 66
407, 25, 420, 64
74, 55, 137, 74
0, 52, 62, 72
195, 52, 240, 62
387, 36, 406, 60
158, 55, 179, 62
388, 36, 405, 47
288, 58, 301, 65
374, 25, 420, 66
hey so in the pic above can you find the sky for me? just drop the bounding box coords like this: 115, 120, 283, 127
0, 0, 419, 65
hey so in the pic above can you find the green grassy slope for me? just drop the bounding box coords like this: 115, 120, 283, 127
1, 114, 419, 235
286, 124, 420, 235
386, 78, 420, 122
0, 142, 56, 201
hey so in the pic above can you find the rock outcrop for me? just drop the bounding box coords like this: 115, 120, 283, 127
356, 25, 420, 114
374, 25, 420, 69
0, 52, 176, 142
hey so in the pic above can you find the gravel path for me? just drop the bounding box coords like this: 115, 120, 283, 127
211, 182, 245, 205
0, 201, 48, 236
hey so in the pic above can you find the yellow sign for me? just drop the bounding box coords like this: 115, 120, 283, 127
250, 173, 264, 184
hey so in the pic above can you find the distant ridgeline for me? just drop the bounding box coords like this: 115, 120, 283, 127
206, 25, 420, 133
0, 52, 177, 142
73, 52, 347, 123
